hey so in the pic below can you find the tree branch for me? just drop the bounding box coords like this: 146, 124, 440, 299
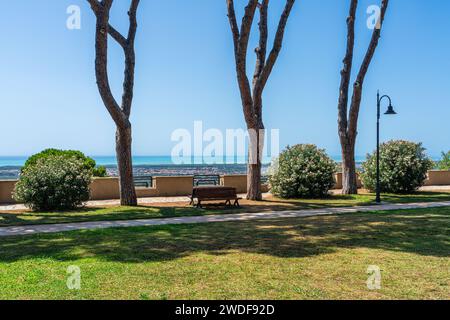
226, 0, 240, 60
127, 0, 140, 43
87, 0, 101, 14
348, 0, 389, 139
238, 0, 259, 61
226, 0, 258, 126
108, 24, 127, 48
253, 0, 268, 89
337, 0, 358, 139
121, 0, 140, 117
87, 0, 129, 129
257, 0, 295, 92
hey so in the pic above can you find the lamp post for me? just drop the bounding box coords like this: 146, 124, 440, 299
376, 91, 397, 204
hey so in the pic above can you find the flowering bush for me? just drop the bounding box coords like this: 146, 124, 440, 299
23, 148, 107, 177
361, 140, 433, 194
269, 144, 336, 198
14, 155, 93, 211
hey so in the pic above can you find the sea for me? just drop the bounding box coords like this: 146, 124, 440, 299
0, 155, 372, 180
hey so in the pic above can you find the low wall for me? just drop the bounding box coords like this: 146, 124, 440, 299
221, 175, 270, 193
1, 171, 449, 204
0, 180, 16, 204
333, 173, 363, 189
89, 176, 193, 200
89, 178, 120, 200
221, 175, 247, 194
153, 176, 193, 196
425, 170, 450, 186
0, 175, 195, 204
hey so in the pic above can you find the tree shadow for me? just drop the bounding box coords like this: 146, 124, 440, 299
381, 192, 450, 203
0, 206, 200, 227
2, 191, 449, 227
0, 207, 448, 264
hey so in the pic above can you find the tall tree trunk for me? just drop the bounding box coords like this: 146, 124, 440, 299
116, 126, 137, 206
247, 121, 264, 200
341, 140, 358, 194
337, 0, 389, 195
247, 162, 262, 200
88, 0, 140, 206
226, 0, 295, 201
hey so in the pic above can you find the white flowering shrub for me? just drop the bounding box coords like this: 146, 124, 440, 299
269, 144, 336, 198
13, 155, 92, 211
361, 140, 433, 194
23, 148, 107, 177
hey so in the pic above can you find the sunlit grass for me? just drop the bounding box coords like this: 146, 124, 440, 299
0, 207, 448, 299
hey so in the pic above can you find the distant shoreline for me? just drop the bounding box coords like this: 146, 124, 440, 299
0, 155, 440, 180
0, 155, 371, 167
0, 163, 272, 180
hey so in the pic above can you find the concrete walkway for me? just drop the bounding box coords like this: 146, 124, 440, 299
1, 201, 449, 237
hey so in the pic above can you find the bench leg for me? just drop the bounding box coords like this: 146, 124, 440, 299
196, 200, 202, 209
234, 199, 240, 207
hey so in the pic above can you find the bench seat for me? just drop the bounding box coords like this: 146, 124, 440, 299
190, 186, 241, 208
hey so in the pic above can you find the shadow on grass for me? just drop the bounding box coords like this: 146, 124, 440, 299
0, 206, 199, 227
1, 191, 450, 227
0, 207, 448, 264
381, 191, 450, 203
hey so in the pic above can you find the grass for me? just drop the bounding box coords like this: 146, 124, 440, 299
1, 191, 450, 227
0, 207, 448, 300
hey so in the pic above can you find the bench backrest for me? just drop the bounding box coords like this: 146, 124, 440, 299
134, 176, 153, 188
193, 175, 221, 186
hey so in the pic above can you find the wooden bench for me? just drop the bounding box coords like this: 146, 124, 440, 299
190, 186, 241, 208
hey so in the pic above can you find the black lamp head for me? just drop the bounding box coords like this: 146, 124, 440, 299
384, 104, 397, 115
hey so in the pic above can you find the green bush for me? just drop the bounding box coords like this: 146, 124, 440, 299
93, 165, 108, 177
361, 140, 433, 194
14, 155, 93, 211
269, 144, 336, 198
437, 151, 450, 170
23, 149, 107, 177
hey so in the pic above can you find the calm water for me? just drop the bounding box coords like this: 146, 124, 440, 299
0, 155, 365, 167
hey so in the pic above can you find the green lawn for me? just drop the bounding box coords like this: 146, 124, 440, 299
0, 207, 448, 300
1, 191, 450, 227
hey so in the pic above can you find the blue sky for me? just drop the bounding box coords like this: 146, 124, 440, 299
0, 0, 449, 158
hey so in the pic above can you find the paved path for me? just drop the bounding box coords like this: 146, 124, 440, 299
1, 201, 449, 237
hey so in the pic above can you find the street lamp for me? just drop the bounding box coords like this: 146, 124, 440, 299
376, 91, 397, 204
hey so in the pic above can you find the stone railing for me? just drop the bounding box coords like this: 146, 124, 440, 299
1, 170, 449, 204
